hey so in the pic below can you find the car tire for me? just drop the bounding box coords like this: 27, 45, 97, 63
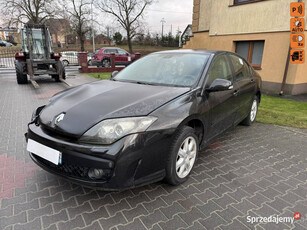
15, 61, 28, 84
102, 59, 111, 67
165, 126, 199, 185
53, 62, 66, 82
241, 96, 259, 126
63, 60, 69, 66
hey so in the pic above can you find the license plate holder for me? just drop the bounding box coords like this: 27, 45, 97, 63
27, 139, 61, 165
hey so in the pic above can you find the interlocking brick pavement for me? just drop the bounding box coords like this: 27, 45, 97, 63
0, 69, 306, 230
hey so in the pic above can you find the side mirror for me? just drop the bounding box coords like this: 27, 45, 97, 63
207, 79, 233, 92
111, 71, 119, 79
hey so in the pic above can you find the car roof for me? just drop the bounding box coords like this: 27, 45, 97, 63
101, 47, 121, 49
155, 49, 235, 56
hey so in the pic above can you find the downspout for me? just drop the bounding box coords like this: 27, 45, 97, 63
279, 46, 291, 95
280, 0, 303, 95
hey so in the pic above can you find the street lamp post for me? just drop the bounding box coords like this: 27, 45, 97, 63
160, 18, 166, 38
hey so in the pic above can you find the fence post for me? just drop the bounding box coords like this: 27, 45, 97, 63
135, 53, 141, 61
110, 53, 115, 68
78, 52, 88, 73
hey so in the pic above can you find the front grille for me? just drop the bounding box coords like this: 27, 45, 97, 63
40, 123, 79, 142
33, 154, 111, 181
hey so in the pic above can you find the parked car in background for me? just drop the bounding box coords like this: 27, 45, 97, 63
26, 50, 262, 190
60, 51, 79, 66
60, 51, 92, 66
87, 53, 93, 66
92, 47, 136, 67
0, 40, 13, 47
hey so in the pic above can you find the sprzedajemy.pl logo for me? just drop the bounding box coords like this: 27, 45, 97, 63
247, 212, 301, 225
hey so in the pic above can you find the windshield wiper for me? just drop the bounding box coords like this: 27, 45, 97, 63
136, 81, 157, 86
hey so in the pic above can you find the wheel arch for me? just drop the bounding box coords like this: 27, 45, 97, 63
256, 90, 261, 103
177, 116, 205, 147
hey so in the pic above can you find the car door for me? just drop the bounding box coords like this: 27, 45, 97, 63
228, 54, 256, 124
107, 49, 118, 63
205, 54, 239, 138
117, 49, 129, 64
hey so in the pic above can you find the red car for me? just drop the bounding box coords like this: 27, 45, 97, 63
92, 47, 136, 67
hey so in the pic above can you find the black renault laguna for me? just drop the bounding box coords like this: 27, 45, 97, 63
26, 49, 261, 189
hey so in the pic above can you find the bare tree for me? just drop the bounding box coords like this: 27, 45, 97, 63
1, 0, 55, 26
66, 0, 91, 51
97, 0, 152, 53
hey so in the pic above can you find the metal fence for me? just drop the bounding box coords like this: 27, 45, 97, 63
0, 48, 84, 68
0, 48, 19, 68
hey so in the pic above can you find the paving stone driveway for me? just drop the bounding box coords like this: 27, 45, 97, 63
0, 70, 306, 230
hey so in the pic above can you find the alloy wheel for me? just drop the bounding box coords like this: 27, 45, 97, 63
250, 99, 258, 122
176, 136, 197, 179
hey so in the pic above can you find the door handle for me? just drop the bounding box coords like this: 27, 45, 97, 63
233, 90, 239, 96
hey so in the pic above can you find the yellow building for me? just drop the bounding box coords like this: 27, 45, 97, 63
183, 0, 307, 95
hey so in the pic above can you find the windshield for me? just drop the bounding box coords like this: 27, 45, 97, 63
114, 53, 209, 87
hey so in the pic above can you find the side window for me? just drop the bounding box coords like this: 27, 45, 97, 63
208, 55, 232, 85
104, 49, 117, 54
229, 55, 250, 81
118, 49, 127, 55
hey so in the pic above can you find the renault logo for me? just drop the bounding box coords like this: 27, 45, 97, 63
54, 113, 65, 126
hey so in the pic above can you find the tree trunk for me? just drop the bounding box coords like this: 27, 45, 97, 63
80, 33, 85, 51
80, 38, 85, 51
127, 30, 133, 53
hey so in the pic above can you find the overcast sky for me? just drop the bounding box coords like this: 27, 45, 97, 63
0, 0, 194, 37
144, 0, 193, 35
97, 0, 194, 36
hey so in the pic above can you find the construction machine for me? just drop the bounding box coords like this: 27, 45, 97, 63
15, 24, 69, 88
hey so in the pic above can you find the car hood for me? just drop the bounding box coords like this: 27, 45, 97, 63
39, 80, 189, 137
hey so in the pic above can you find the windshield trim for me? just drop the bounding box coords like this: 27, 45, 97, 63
111, 78, 191, 88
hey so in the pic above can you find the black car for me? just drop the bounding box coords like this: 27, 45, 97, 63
26, 50, 261, 189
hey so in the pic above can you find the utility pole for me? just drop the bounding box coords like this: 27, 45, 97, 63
107, 27, 110, 44
91, 0, 95, 52
160, 18, 166, 38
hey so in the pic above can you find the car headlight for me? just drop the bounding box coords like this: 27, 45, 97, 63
79, 116, 157, 145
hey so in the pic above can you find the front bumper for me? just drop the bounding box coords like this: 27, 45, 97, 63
27, 123, 175, 189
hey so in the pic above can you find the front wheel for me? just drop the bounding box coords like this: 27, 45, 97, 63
15, 61, 28, 84
165, 126, 199, 185
241, 96, 259, 126
63, 60, 69, 66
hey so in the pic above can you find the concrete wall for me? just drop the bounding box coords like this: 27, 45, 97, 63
198, 0, 212, 31
197, 0, 307, 35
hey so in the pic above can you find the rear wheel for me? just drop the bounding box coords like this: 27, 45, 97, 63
102, 59, 111, 67
166, 126, 198, 185
241, 96, 259, 126
15, 61, 28, 84
53, 62, 66, 82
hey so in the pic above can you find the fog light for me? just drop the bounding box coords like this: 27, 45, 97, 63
88, 168, 104, 179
